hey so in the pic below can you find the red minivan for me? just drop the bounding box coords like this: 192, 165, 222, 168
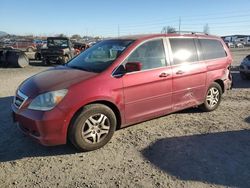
12, 33, 232, 151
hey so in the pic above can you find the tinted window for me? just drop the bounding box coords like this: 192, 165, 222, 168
126, 39, 166, 70
47, 38, 69, 48
170, 38, 198, 64
199, 39, 227, 60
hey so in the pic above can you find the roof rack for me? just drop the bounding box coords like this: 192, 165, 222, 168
174, 31, 209, 35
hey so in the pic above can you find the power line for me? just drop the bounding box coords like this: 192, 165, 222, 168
89, 10, 250, 37
117, 11, 250, 28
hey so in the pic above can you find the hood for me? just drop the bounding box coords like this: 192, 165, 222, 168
19, 66, 97, 97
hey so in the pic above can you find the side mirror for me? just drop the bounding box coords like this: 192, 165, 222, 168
125, 62, 142, 73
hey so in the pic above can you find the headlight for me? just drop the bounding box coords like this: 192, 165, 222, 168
28, 89, 68, 111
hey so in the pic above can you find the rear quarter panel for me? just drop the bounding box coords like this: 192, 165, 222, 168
205, 57, 230, 87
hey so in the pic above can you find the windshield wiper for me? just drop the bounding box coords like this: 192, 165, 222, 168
68, 65, 90, 72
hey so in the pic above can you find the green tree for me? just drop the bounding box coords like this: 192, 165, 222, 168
57, 33, 67, 37
71, 34, 82, 40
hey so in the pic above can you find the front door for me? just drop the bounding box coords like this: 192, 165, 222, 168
122, 39, 172, 124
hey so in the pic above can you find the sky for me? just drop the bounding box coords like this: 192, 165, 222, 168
1, 0, 250, 37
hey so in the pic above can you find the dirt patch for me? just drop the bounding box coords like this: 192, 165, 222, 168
0, 52, 250, 187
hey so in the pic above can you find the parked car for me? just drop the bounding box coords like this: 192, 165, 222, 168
73, 42, 89, 55
239, 55, 250, 80
234, 42, 245, 48
41, 37, 75, 65
225, 41, 234, 48
34, 42, 48, 60
12, 33, 232, 151
225, 41, 244, 48
5, 39, 36, 52
33, 39, 47, 48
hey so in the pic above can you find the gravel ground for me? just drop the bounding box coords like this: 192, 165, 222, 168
0, 49, 250, 188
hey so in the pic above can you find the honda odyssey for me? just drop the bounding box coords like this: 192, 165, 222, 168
12, 33, 232, 151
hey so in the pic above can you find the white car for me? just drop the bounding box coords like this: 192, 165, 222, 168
227, 42, 235, 48
236, 42, 244, 48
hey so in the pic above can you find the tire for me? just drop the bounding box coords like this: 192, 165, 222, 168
35, 52, 41, 60
69, 104, 117, 151
200, 82, 222, 112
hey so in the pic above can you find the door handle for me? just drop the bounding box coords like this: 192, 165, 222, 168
159, 72, 170, 77
176, 70, 185, 75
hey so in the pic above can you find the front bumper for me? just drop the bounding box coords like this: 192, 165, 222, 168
224, 78, 232, 90
223, 68, 233, 90
44, 55, 63, 62
239, 68, 250, 74
12, 104, 68, 146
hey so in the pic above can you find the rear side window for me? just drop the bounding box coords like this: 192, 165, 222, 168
199, 39, 227, 60
169, 38, 198, 64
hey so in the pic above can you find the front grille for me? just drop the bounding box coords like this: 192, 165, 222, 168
14, 90, 28, 109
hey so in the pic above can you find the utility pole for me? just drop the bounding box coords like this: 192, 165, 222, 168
179, 17, 181, 34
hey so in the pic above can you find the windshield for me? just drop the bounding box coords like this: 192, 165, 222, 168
47, 38, 69, 48
67, 39, 134, 73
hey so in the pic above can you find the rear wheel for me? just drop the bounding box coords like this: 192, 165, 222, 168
35, 52, 41, 60
69, 104, 117, 151
200, 82, 222, 112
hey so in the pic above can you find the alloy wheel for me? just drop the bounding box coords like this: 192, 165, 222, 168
206, 87, 220, 108
81, 114, 110, 144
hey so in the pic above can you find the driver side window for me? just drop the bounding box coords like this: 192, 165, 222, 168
126, 39, 166, 71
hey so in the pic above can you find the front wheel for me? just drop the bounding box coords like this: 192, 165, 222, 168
200, 82, 222, 112
69, 104, 117, 151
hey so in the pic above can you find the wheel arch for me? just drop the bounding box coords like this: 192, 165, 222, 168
67, 100, 122, 140
214, 79, 224, 93
88, 100, 122, 130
